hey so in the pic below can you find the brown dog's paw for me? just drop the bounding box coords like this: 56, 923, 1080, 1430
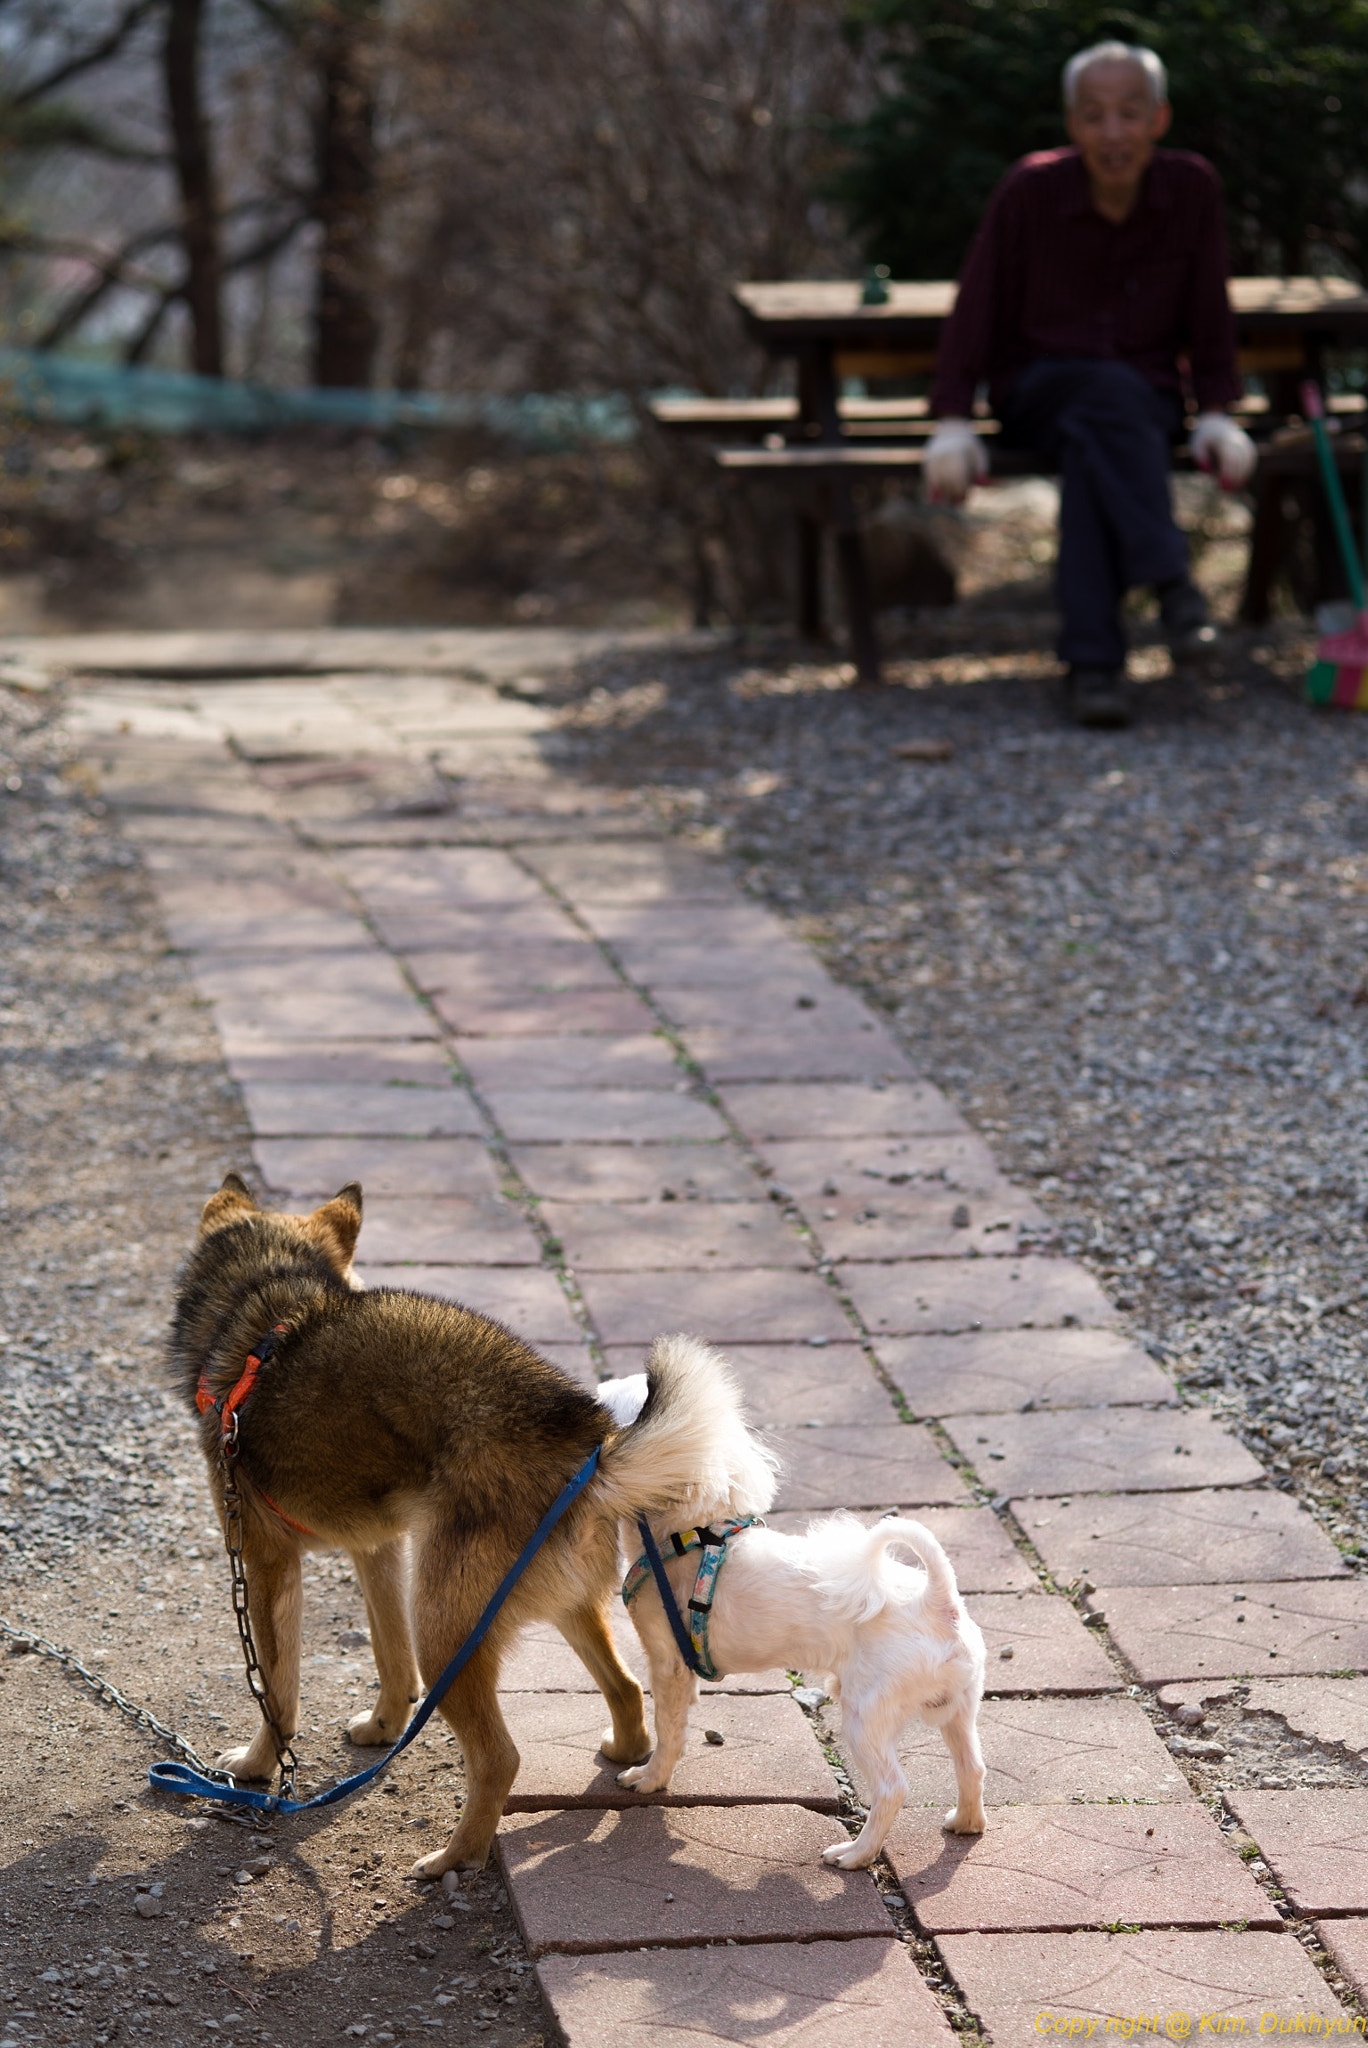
597, 1725, 652, 1766
347, 1707, 394, 1747
410, 1842, 488, 1880
217, 1742, 274, 1783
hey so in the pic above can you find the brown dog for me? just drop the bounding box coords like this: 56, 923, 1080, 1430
169, 1172, 773, 1874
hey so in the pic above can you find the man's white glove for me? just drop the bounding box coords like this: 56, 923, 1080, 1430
924, 418, 988, 503
1189, 412, 1257, 490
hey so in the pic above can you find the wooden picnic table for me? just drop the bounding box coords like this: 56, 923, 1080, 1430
723, 276, 1368, 679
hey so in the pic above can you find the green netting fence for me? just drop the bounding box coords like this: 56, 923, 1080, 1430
0, 348, 637, 445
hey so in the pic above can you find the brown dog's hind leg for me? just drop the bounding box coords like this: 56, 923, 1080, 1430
558, 1600, 651, 1765
217, 1518, 303, 1784
409, 1638, 519, 1877
346, 1538, 421, 1748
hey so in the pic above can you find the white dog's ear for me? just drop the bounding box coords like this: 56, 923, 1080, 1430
598, 1374, 650, 1429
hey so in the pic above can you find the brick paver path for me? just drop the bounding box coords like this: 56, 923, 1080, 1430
54, 629, 1368, 2042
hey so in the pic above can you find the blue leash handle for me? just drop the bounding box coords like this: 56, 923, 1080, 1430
149, 1445, 601, 1815
634, 1514, 709, 1681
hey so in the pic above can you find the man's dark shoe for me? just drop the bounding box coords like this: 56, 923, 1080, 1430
1159, 577, 1221, 663
1066, 666, 1133, 728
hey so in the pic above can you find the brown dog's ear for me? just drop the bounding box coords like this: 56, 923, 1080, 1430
200, 1171, 259, 1236
308, 1181, 363, 1268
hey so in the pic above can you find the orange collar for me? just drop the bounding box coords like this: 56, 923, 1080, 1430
196, 1324, 317, 1537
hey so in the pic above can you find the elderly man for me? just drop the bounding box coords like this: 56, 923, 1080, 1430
926, 41, 1255, 727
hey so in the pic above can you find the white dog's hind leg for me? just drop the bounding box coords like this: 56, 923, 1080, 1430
940, 1700, 987, 1834
617, 1649, 695, 1792
822, 1703, 908, 1868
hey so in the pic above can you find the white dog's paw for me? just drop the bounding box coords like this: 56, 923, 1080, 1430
348, 1706, 397, 1747
943, 1804, 986, 1835
616, 1762, 670, 1793
821, 1838, 876, 1869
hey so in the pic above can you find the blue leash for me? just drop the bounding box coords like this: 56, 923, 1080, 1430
634, 1514, 710, 1681
149, 1445, 601, 1814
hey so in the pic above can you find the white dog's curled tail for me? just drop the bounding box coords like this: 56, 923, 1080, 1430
872, 1517, 963, 1617
592, 1333, 778, 1526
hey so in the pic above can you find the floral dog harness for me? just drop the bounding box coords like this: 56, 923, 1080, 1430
622, 1518, 758, 1682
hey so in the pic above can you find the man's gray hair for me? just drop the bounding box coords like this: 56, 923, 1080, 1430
1063, 40, 1168, 108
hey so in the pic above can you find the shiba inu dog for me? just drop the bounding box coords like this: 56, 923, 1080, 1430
169, 1173, 774, 1875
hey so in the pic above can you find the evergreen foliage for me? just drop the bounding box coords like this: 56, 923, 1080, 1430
839, 0, 1368, 278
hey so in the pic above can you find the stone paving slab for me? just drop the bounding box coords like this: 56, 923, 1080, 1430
238, 1081, 481, 1137
483, 1087, 728, 1144
251, 1135, 502, 1200
460, 1034, 683, 1090
499, 1616, 791, 1695
767, 1424, 970, 1509
943, 1408, 1261, 1498
1228, 1789, 1368, 1915
814, 1190, 1045, 1263
724, 1082, 969, 1142
877, 1328, 1174, 1416
401, 939, 622, 990
335, 845, 549, 905
189, 945, 417, 1001
842, 1258, 1117, 1337
936, 1930, 1347, 2039
210, 986, 431, 1042
535, 1940, 953, 2048
971, 1593, 1120, 1693
584, 902, 806, 951
443, 989, 658, 1036
1094, 1580, 1368, 1683
1242, 1676, 1368, 1752
763, 1504, 1037, 1594
604, 941, 828, 988
352, 1264, 584, 1345
508, 1141, 759, 1201
166, 907, 372, 951
680, 1025, 916, 1085
346, 1196, 540, 1264
522, 841, 741, 905
545, 1200, 813, 1272
371, 902, 578, 948
501, 1691, 838, 1810
598, 1344, 891, 1426
497, 1804, 891, 1955
224, 1039, 454, 1085
887, 1803, 1277, 1933
848, 1695, 1192, 1811
1019, 1490, 1349, 1587
1313, 1920, 1368, 2005
656, 975, 889, 1032
753, 1132, 1016, 1200
578, 1269, 852, 1347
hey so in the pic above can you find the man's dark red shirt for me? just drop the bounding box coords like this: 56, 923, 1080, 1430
929, 146, 1240, 418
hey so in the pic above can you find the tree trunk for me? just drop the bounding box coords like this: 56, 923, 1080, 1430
312, 0, 381, 388
163, 0, 224, 377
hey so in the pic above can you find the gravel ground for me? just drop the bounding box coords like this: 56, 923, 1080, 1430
0, 678, 544, 2048
541, 483, 1368, 1574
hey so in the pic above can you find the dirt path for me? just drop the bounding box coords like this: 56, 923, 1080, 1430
0, 673, 542, 2048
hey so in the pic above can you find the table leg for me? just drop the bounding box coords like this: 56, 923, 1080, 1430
1240, 469, 1283, 625
808, 339, 883, 683
796, 509, 823, 639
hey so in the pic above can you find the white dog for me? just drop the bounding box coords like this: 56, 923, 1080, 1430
598, 1348, 987, 1866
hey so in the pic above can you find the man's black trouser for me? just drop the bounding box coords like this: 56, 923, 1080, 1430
1000, 358, 1189, 671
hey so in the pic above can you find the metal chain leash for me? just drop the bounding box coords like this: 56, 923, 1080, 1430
221, 1470, 299, 1800
0, 1614, 227, 1780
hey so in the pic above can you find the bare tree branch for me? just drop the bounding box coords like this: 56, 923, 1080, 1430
11, 0, 161, 107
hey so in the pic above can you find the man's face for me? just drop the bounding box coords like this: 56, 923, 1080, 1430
1066, 58, 1171, 192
